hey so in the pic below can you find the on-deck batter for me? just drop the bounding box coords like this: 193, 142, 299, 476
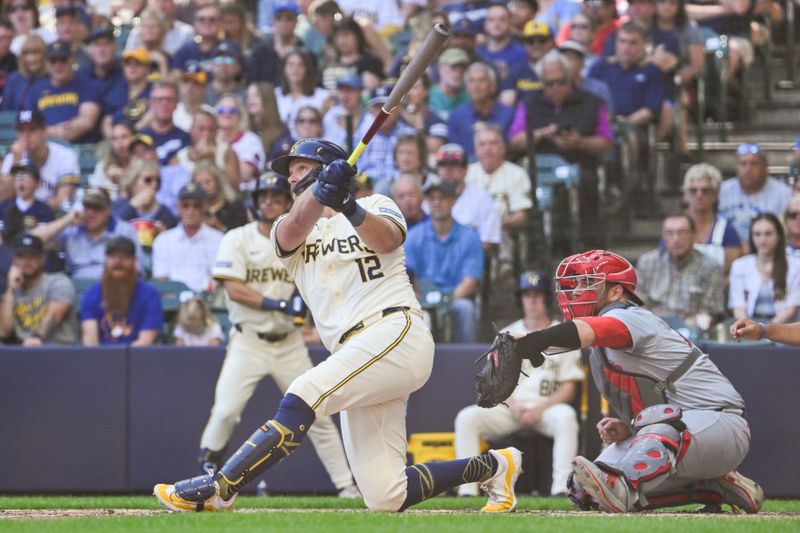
154, 138, 523, 513
198, 173, 358, 497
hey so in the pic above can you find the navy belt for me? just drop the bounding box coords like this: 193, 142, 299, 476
339, 306, 410, 345
234, 324, 288, 343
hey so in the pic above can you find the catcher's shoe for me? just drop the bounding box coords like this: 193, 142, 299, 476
153, 480, 237, 512
705, 471, 764, 513
571, 456, 632, 513
480, 447, 523, 513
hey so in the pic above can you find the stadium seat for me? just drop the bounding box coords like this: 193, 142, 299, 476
72, 278, 98, 308
150, 280, 194, 314
0, 111, 18, 155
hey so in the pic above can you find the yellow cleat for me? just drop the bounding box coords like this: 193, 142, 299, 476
481, 447, 523, 513
153, 482, 237, 513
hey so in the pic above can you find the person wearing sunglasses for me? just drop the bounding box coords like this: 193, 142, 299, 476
205, 41, 246, 106
216, 93, 265, 190
556, 0, 621, 56
718, 144, 792, 250
509, 50, 613, 247
681, 163, 742, 274
113, 158, 177, 248
171, 3, 221, 76
498, 20, 555, 107
5, 0, 56, 58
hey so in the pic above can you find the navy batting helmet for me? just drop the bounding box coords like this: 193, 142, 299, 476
271, 138, 348, 195
249, 172, 292, 220
516, 270, 553, 306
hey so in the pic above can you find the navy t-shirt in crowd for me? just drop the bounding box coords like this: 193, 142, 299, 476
139, 125, 191, 166
26, 76, 102, 143
587, 59, 665, 117
80, 278, 164, 345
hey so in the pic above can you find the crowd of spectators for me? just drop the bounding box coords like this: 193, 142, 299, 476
0, 0, 794, 346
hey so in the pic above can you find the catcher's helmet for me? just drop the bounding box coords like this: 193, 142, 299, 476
515, 270, 552, 306
248, 172, 292, 220
554, 250, 643, 320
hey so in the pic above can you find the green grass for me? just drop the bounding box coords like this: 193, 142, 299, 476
0, 496, 798, 532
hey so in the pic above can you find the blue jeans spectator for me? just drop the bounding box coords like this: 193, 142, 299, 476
452, 298, 477, 343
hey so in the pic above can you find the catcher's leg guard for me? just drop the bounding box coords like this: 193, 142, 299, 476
597, 404, 688, 508
198, 447, 226, 474
217, 393, 314, 496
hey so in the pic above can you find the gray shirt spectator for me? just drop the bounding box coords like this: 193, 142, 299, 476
0, 234, 78, 345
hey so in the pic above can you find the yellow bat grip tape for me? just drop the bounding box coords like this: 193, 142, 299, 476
347, 141, 368, 167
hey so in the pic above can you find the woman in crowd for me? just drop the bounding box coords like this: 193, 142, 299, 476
192, 161, 247, 233
175, 106, 240, 190
275, 48, 330, 139
399, 74, 442, 137
393, 134, 430, 185
566, 13, 597, 68
220, 1, 259, 58
216, 93, 265, 190
784, 196, 800, 256
90, 120, 137, 199
323, 16, 384, 92
245, 82, 292, 163
293, 106, 324, 142
1, 33, 46, 111
729, 213, 800, 324
113, 158, 177, 231
682, 163, 742, 274
128, 8, 171, 78
4, 0, 54, 56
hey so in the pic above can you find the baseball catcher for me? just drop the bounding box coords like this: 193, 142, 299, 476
477, 250, 763, 513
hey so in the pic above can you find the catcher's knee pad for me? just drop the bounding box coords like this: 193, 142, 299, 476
601, 404, 687, 486
567, 471, 599, 511
219, 419, 301, 489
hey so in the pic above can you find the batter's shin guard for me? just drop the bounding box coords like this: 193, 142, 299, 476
217, 420, 300, 493
216, 394, 314, 496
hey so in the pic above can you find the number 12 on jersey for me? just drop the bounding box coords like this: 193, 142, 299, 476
355, 255, 384, 282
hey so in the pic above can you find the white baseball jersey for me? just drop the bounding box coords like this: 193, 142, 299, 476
212, 221, 298, 335
271, 194, 421, 350
503, 319, 584, 407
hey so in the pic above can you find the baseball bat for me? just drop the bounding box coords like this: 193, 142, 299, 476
346, 23, 451, 167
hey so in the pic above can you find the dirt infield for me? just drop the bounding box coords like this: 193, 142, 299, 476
2, 508, 799, 521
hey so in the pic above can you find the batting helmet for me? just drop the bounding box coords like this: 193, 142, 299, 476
248, 172, 292, 221
270, 138, 348, 195
554, 250, 643, 320
515, 270, 553, 306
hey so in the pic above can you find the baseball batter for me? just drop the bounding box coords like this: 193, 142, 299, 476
455, 271, 583, 497
154, 138, 522, 513
504, 250, 763, 513
198, 173, 358, 497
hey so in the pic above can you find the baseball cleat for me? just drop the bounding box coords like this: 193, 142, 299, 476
480, 447, 522, 513
706, 471, 764, 513
337, 484, 362, 499
153, 481, 237, 513
571, 456, 631, 513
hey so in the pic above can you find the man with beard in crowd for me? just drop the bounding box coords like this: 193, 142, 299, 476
80, 236, 163, 346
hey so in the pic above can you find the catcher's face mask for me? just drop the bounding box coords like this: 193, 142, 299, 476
554, 253, 605, 320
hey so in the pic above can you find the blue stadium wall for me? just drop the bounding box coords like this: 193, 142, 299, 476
0, 343, 796, 496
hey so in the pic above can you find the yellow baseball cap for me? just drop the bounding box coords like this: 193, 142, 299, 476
122, 48, 149, 64
522, 20, 553, 39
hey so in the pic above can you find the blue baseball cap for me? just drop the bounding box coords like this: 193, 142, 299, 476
46, 40, 72, 60
368, 84, 394, 107
337, 73, 363, 90
274, 1, 301, 16
516, 271, 551, 294
212, 40, 244, 65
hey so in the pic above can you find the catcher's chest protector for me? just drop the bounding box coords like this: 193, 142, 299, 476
588, 304, 702, 421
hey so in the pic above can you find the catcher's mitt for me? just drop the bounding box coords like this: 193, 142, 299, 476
474, 332, 523, 408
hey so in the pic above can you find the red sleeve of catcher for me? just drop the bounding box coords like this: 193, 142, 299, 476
581, 316, 632, 348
